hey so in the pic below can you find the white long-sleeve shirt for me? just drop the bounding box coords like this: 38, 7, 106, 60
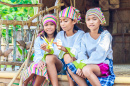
54, 30, 85, 59
77, 30, 113, 65
33, 36, 54, 63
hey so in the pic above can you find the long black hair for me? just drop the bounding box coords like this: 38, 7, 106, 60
98, 25, 106, 34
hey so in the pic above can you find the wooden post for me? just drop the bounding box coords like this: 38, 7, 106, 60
56, 0, 61, 32
37, 16, 40, 31
21, 17, 24, 62
12, 16, 17, 71
28, 17, 32, 42
3, 16, 9, 71
6, 16, 9, 50
0, 15, 2, 71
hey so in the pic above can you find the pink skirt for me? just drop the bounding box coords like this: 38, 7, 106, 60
97, 63, 110, 77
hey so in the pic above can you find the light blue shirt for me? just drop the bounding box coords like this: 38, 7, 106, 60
33, 36, 49, 63
77, 30, 113, 64
54, 30, 85, 59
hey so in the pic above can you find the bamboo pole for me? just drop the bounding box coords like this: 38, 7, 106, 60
12, 16, 17, 71
21, 17, 24, 62
56, 0, 61, 32
37, 16, 40, 32
0, 1, 43, 7
19, 77, 22, 86
70, 0, 73, 6
3, 16, 9, 71
0, 15, 2, 71
0, 15, 1, 50
19, 32, 36, 86
28, 17, 32, 42
27, 3, 64, 23
8, 32, 35, 86
74, 0, 75, 7
0, 20, 38, 26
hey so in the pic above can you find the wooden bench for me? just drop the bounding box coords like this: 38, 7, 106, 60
0, 72, 130, 86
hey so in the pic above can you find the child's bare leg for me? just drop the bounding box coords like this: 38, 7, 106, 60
24, 74, 35, 86
64, 54, 76, 86
64, 54, 74, 64
46, 55, 63, 86
67, 68, 88, 86
64, 54, 87, 86
66, 72, 76, 86
34, 75, 45, 86
82, 65, 102, 86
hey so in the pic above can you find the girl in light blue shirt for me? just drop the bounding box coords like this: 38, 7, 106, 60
22, 14, 57, 86
45, 6, 85, 86
66, 7, 115, 86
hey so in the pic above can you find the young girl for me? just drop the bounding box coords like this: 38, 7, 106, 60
45, 6, 85, 86
66, 7, 115, 86
21, 14, 57, 86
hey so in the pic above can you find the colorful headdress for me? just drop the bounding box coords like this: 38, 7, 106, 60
42, 14, 57, 26
86, 7, 106, 25
59, 6, 81, 22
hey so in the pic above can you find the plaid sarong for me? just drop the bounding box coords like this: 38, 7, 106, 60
66, 58, 115, 86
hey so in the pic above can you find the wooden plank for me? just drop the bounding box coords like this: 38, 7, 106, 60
115, 77, 130, 84
99, 0, 109, 11
113, 37, 124, 63
0, 71, 20, 79
109, 4, 119, 9
0, 20, 38, 26
110, 0, 119, 5
112, 33, 130, 36
112, 22, 118, 34
120, 1, 130, 8
111, 10, 130, 23
1, 71, 130, 85
0, 61, 31, 66
102, 11, 109, 26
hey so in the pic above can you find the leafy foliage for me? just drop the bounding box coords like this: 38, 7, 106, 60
0, 0, 38, 41
16, 45, 34, 61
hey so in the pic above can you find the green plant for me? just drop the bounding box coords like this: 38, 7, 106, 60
16, 45, 34, 61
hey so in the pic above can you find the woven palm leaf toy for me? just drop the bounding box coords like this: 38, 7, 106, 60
40, 36, 54, 49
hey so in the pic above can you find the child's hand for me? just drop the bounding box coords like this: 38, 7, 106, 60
40, 43, 50, 52
53, 39, 62, 50
76, 68, 85, 78
37, 60, 46, 70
